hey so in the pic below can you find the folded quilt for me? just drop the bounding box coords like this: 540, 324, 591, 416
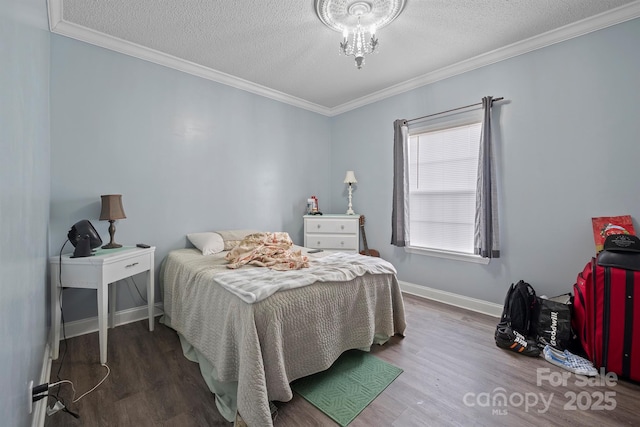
224, 231, 309, 270
214, 252, 397, 303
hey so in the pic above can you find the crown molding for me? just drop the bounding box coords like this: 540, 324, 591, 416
47, 0, 62, 30
47, 2, 332, 116
47, 0, 640, 117
330, 1, 640, 115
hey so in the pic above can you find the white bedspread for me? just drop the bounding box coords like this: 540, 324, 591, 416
214, 252, 398, 303
161, 248, 406, 427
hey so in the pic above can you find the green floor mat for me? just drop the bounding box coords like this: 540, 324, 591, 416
291, 350, 403, 426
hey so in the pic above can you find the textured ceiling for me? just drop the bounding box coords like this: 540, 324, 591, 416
49, 0, 640, 115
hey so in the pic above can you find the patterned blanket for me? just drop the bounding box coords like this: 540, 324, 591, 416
224, 232, 309, 270
215, 252, 397, 303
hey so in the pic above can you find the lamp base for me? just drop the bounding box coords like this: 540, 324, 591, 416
102, 219, 122, 249
102, 242, 122, 249
346, 183, 356, 215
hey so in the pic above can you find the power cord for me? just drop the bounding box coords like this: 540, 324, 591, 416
55, 241, 69, 390
47, 394, 78, 418
35, 364, 111, 404
49, 239, 112, 419
126, 276, 147, 304
32, 394, 79, 418
34, 363, 110, 419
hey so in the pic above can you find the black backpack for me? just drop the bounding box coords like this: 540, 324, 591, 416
499, 280, 538, 338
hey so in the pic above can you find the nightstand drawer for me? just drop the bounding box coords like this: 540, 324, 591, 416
306, 235, 358, 250
103, 253, 151, 283
306, 218, 358, 234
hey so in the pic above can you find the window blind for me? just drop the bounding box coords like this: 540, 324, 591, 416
408, 122, 482, 253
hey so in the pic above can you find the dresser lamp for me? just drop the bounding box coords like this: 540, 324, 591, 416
99, 194, 126, 249
344, 171, 357, 215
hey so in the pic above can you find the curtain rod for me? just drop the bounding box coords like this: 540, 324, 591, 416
406, 97, 504, 124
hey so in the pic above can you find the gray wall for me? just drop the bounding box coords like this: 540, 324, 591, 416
50, 35, 332, 321
49, 18, 640, 320
0, 0, 51, 425
4, 4, 637, 425
329, 18, 640, 303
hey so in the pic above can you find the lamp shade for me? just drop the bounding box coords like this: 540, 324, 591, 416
343, 171, 357, 184
99, 194, 126, 220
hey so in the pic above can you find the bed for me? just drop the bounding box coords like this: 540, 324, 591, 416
160, 232, 406, 426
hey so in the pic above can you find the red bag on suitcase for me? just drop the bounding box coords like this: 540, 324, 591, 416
574, 235, 640, 381
572, 261, 593, 361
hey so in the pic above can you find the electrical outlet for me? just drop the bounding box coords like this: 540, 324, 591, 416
27, 380, 33, 414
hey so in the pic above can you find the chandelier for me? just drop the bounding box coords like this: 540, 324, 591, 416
340, 15, 378, 69
315, 0, 405, 69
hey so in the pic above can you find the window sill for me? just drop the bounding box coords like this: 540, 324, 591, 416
405, 246, 491, 264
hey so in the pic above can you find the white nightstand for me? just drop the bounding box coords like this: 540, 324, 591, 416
304, 214, 360, 253
50, 246, 156, 364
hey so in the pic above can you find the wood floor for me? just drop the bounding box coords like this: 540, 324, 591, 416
45, 294, 640, 427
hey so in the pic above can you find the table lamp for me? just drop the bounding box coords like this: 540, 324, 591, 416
99, 194, 126, 249
344, 171, 357, 215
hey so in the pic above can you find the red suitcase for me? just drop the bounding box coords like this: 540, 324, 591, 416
573, 235, 640, 381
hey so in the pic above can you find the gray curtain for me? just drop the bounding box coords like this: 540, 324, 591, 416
474, 96, 500, 258
391, 119, 408, 247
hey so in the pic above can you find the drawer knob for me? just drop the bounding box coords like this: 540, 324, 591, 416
341, 225, 344, 230
341, 241, 344, 246
317, 241, 321, 246
317, 224, 321, 229
126, 262, 139, 268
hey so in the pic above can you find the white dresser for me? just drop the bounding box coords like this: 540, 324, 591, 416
304, 214, 360, 253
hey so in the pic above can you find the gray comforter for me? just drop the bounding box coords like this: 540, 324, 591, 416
161, 248, 406, 426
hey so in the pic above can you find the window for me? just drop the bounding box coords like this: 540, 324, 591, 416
393, 97, 499, 262
407, 120, 482, 255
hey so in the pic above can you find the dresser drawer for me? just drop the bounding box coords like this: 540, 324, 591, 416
305, 218, 358, 234
306, 235, 358, 251
103, 253, 151, 283
304, 214, 360, 253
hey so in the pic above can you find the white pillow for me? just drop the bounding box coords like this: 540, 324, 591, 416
215, 229, 261, 251
187, 232, 225, 255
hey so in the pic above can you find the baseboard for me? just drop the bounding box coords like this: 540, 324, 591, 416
32, 342, 52, 427
399, 281, 502, 317
61, 303, 164, 339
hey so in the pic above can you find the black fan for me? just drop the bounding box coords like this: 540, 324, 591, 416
68, 220, 103, 258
